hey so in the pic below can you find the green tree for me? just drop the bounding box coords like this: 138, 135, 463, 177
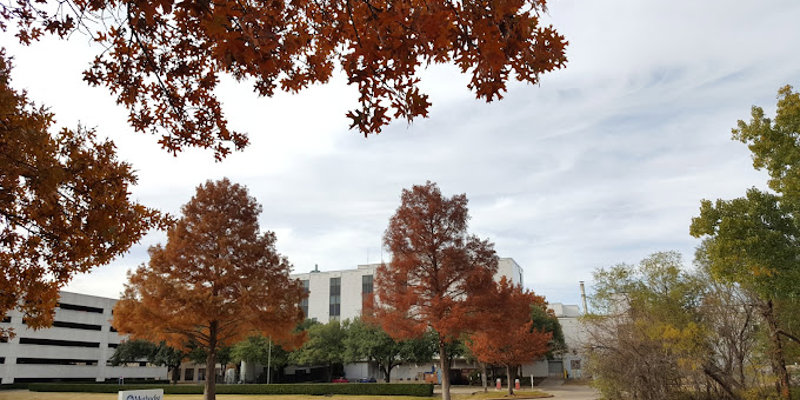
230, 335, 290, 383
691, 189, 800, 399
530, 306, 566, 358
109, 340, 186, 384
289, 320, 347, 381
585, 252, 745, 400
343, 318, 436, 382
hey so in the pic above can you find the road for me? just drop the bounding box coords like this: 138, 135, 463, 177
440, 380, 600, 400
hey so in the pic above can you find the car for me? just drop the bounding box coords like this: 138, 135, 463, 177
332, 377, 349, 383
357, 377, 377, 383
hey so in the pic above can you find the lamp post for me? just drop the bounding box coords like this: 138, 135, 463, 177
266, 337, 272, 384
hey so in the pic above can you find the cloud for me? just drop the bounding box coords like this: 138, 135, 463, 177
1, 1, 798, 308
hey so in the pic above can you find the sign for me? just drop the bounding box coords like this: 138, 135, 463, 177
117, 389, 164, 400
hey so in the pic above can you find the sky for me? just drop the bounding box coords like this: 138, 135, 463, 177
3, 0, 800, 308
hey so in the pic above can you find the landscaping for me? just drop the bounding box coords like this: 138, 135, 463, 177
27, 383, 433, 397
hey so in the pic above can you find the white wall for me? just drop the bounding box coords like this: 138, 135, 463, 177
0, 291, 166, 384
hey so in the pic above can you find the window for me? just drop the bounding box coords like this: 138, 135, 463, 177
198, 368, 206, 381
108, 343, 119, 348
57, 303, 103, 314
300, 280, 310, 317
1, 316, 10, 323
570, 360, 582, 370
329, 277, 341, 321
17, 358, 97, 366
184, 368, 194, 381
52, 321, 102, 331
19, 338, 100, 348
362, 275, 373, 294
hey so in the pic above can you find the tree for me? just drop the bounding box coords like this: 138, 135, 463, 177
585, 251, 769, 400
690, 189, 799, 399
343, 317, 436, 382
109, 339, 186, 384
689, 84, 800, 400
0, 51, 164, 340
112, 178, 306, 400
374, 181, 498, 400
2, 0, 567, 159
529, 304, 566, 358
289, 320, 346, 381
231, 335, 290, 383
466, 277, 552, 395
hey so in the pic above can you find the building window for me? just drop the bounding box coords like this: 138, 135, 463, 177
362, 275, 373, 294
16, 358, 97, 366
300, 279, 309, 317
52, 320, 102, 331
19, 338, 100, 348
184, 368, 194, 381
329, 277, 341, 321
198, 368, 206, 381
1, 316, 10, 323
57, 303, 103, 314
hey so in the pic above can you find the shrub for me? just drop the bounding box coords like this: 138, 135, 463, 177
0, 383, 29, 390
28, 383, 433, 396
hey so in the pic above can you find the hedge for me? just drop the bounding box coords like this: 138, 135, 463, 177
0, 383, 29, 390
28, 383, 434, 396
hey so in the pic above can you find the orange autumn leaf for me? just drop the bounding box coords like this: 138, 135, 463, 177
1, 0, 567, 159
113, 178, 306, 400
0, 51, 166, 340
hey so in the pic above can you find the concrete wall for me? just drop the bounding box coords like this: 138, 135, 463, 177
0, 292, 166, 384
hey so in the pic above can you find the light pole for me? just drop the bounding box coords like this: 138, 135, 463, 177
267, 337, 272, 384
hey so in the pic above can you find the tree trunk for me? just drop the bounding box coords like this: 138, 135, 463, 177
439, 340, 451, 400
702, 362, 743, 400
382, 363, 390, 383
204, 321, 218, 400
171, 363, 181, 385
762, 300, 791, 399
506, 364, 515, 395
481, 362, 487, 392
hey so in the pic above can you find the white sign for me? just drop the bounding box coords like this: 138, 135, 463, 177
117, 389, 164, 400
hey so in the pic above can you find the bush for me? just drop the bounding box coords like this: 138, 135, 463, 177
0, 383, 29, 390
28, 383, 434, 396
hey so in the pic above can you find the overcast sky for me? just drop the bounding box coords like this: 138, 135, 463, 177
3, 0, 799, 308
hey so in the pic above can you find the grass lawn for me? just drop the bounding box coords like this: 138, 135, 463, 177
451, 390, 551, 399
0, 390, 552, 400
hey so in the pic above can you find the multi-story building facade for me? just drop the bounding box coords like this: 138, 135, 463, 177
0, 292, 166, 384
292, 258, 524, 323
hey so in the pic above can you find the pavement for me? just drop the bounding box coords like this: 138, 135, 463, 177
435, 379, 600, 400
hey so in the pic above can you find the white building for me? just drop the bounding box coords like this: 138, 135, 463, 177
285, 257, 587, 383
0, 292, 166, 384
292, 258, 524, 323
521, 303, 587, 380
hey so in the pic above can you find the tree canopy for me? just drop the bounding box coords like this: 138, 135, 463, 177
2, 0, 567, 158
0, 51, 164, 339
343, 317, 436, 382
109, 339, 186, 384
466, 277, 551, 395
289, 320, 346, 381
374, 181, 498, 400
690, 85, 800, 399
113, 178, 306, 400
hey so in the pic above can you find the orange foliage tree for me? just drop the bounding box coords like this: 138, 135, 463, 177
2, 0, 567, 158
113, 178, 305, 400
0, 51, 164, 339
466, 277, 552, 395
373, 181, 498, 400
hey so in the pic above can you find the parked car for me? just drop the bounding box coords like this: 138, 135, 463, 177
357, 377, 377, 383
332, 377, 349, 383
